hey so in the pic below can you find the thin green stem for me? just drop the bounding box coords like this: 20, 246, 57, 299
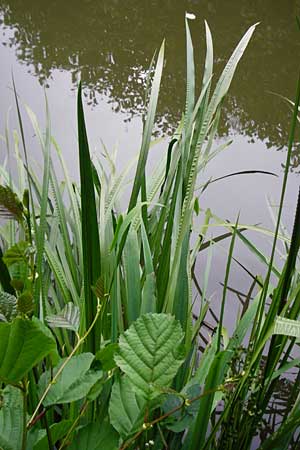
27, 299, 101, 428
58, 401, 89, 450
120, 385, 224, 450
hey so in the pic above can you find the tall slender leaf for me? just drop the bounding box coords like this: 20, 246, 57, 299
77, 82, 101, 352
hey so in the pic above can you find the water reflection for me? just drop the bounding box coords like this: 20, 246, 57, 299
0, 0, 300, 167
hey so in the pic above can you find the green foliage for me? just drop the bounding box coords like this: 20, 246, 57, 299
46, 302, 80, 332
38, 353, 101, 406
31, 420, 73, 450
0, 292, 17, 322
109, 376, 145, 438
0, 386, 23, 450
115, 313, 185, 400
0, 15, 299, 450
68, 420, 119, 450
0, 185, 24, 222
77, 81, 101, 353
95, 343, 118, 371
3, 241, 32, 268
0, 317, 57, 384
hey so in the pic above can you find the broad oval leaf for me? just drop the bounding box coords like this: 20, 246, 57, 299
0, 317, 57, 383
38, 353, 102, 407
115, 313, 185, 400
109, 376, 145, 439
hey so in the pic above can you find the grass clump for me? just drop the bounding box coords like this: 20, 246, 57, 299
0, 16, 300, 450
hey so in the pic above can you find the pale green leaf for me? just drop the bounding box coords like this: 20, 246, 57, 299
273, 316, 300, 339
0, 386, 23, 450
0, 292, 17, 322
38, 353, 102, 406
115, 313, 185, 400
46, 302, 80, 332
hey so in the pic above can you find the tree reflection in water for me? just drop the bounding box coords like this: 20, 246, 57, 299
1, 0, 300, 167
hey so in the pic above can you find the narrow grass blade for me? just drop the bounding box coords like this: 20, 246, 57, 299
128, 41, 164, 212
77, 82, 101, 352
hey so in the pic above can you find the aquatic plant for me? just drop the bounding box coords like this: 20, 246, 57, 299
0, 16, 299, 450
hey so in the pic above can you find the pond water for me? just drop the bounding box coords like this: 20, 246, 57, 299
0, 0, 300, 327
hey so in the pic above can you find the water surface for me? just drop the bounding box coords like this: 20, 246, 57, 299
0, 0, 300, 324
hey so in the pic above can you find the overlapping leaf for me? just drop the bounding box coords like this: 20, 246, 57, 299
38, 353, 101, 406
46, 302, 80, 332
109, 376, 145, 438
115, 313, 184, 400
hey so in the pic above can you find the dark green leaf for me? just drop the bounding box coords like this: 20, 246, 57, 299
0, 317, 57, 383
77, 82, 101, 353
68, 419, 119, 450
95, 343, 119, 371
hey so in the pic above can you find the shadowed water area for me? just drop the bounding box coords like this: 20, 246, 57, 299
0, 2, 300, 307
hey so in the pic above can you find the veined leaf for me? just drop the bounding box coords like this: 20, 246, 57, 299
109, 375, 146, 439
0, 386, 23, 450
3, 241, 32, 267
0, 292, 17, 322
273, 316, 300, 339
0, 185, 24, 222
38, 353, 102, 406
0, 317, 57, 383
46, 302, 80, 332
115, 313, 185, 400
